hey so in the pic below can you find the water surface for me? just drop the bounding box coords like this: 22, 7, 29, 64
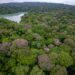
0, 12, 25, 23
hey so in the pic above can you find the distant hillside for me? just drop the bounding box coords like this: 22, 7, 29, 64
0, 2, 75, 14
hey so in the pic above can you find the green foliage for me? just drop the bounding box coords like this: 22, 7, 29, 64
0, 72, 4, 75
50, 46, 60, 53
31, 40, 45, 49
30, 66, 45, 75
59, 44, 71, 53
31, 48, 45, 56
18, 53, 37, 65
72, 51, 75, 65
10, 45, 36, 65
5, 58, 16, 70
49, 52, 59, 64
46, 38, 54, 45
59, 51, 73, 67
0, 9, 75, 75
51, 65, 67, 75
50, 44, 71, 53
12, 65, 29, 75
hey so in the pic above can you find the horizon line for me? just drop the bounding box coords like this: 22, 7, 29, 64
0, 2, 75, 6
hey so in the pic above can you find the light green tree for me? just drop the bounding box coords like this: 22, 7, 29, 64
30, 66, 45, 75
59, 51, 73, 67
50, 65, 67, 75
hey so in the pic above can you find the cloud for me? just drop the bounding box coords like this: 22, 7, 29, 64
14, 0, 64, 3
64, 0, 75, 5
0, 0, 14, 3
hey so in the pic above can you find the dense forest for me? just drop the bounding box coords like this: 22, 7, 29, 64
0, 2, 75, 14
0, 2, 75, 75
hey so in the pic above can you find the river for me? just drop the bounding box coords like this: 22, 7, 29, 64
0, 12, 26, 23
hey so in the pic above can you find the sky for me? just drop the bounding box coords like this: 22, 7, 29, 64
0, 0, 75, 5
